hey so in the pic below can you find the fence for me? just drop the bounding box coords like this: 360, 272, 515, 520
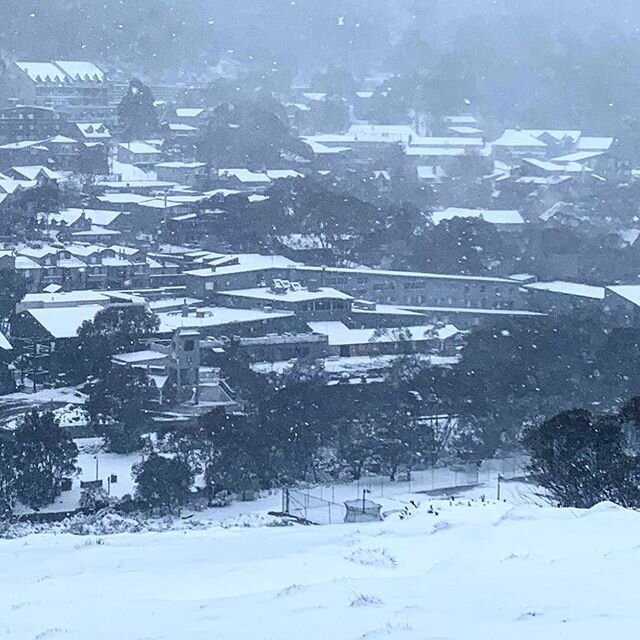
285, 456, 529, 525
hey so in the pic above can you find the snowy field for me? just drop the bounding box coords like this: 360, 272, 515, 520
2, 494, 638, 639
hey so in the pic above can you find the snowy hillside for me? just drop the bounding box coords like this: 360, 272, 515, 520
1, 498, 636, 639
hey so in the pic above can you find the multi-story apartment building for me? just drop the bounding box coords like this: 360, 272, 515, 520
0, 61, 115, 122
185, 255, 525, 311
0, 105, 70, 143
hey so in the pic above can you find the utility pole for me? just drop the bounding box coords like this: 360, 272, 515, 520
497, 474, 502, 501
362, 488, 370, 513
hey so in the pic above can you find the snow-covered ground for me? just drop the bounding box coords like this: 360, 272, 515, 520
1, 497, 636, 639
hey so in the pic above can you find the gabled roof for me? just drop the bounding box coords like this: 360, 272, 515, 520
27, 305, 105, 339
75, 122, 111, 139
527, 129, 582, 143
55, 208, 122, 227
492, 130, 547, 148
606, 285, 640, 308
10, 166, 62, 181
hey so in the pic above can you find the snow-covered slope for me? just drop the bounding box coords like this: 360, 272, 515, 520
0, 499, 636, 639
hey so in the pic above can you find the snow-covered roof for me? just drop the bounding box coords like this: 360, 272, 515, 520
248, 194, 269, 203
218, 169, 271, 184
551, 151, 604, 163
0, 139, 46, 150
15, 62, 68, 83
147, 297, 202, 312
55, 207, 122, 227
185, 254, 299, 277
492, 130, 548, 148
296, 265, 516, 284
400, 304, 546, 317
524, 281, 605, 300
157, 307, 294, 333
576, 136, 614, 152
20, 290, 110, 307
606, 285, 640, 308
175, 108, 204, 118
218, 287, 353, 303
527, 129, 582, 143
112, 350, 169, 365
618, 229, 640, 247
307, 321, 459, 346
137, 198, 183, 210
46, 135, 77, 144
444, 115, 478, 125
155, 161, 207, 169
53, 61, 105, 82
97, 180, 177, 191
118, 142, 161, 155
167, 123, 198, 132
302, 92, 327, 101
522, 158, 589, 174
17, 246, 58, 259
304, 139, 352, 155
432, 208, 524, 225
0, 178, 31, 194
71, 226, 121, 238
97, 193, 151, 205
75, 122, 111, 139
448, 126, 483, 135
0, 332, 12, 351
14, 255, 40, 270
10, 166, 63, 181
27, 304, 105, 338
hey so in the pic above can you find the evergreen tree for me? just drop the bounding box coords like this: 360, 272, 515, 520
0, 437, 18, 516
0, 270, 26, 328
87, 367, 154, 453
63, 305, 159, 381
171, 409, 259, 504
524, 409, 640, 508
14, 411, 78, 509
118, 79, 160, 140
133, 453, 193, 514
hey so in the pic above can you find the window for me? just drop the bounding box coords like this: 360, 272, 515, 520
183, 340, 195, 352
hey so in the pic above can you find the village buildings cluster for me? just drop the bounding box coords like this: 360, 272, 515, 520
0, 58, 639, 423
